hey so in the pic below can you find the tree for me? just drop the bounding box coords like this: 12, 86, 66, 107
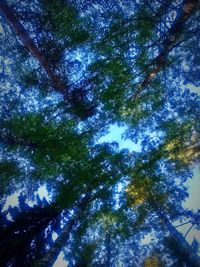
87, 0, 200, 125
0, 0, 200, 266
0, 0, 96, 120
35, 141, 129, 266
35, 194, 91, 267
0, 1, 65, 92
132, 0, 199, 100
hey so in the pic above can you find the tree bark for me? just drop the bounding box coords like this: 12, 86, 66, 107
0, 1, 67, 94
133, 0, 199, 100
35, 216, 77, 267
35, 194, 92, 267
158, 211, 200, 267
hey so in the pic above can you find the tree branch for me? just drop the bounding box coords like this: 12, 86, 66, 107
185, 223, 195, 238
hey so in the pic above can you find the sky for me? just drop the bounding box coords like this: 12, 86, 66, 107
98, 124, 141, 151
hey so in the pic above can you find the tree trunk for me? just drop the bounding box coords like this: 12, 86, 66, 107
35, 194, 92, 267
158, 211, 200, 267
0, 1, 67, 93
133, 0, 199, 100
35, 216, 77, 267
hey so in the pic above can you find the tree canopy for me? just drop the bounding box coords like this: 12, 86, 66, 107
0, 0, 200, 266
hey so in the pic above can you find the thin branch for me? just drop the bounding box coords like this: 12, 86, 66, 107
184, 223, 195, 238
175, 220, 194, 228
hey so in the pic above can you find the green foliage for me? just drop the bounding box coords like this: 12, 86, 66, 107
1, 112, 92, 182
0, 0, 200, 265
41, 0, 89, 47
0, 160, 21, 195
40, 38, 64, 67
76, 241, 97, 266
20, 69, 39, 88
134, 9, 155, 45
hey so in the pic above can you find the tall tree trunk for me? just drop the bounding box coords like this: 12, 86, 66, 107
158, 211, 200, 267
35, 194, 92, 267
133, 0, 199, 100
35, 216, 77, 267
0, 1, 67, 94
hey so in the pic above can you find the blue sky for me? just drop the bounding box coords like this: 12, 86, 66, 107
98, 124, 141, 151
